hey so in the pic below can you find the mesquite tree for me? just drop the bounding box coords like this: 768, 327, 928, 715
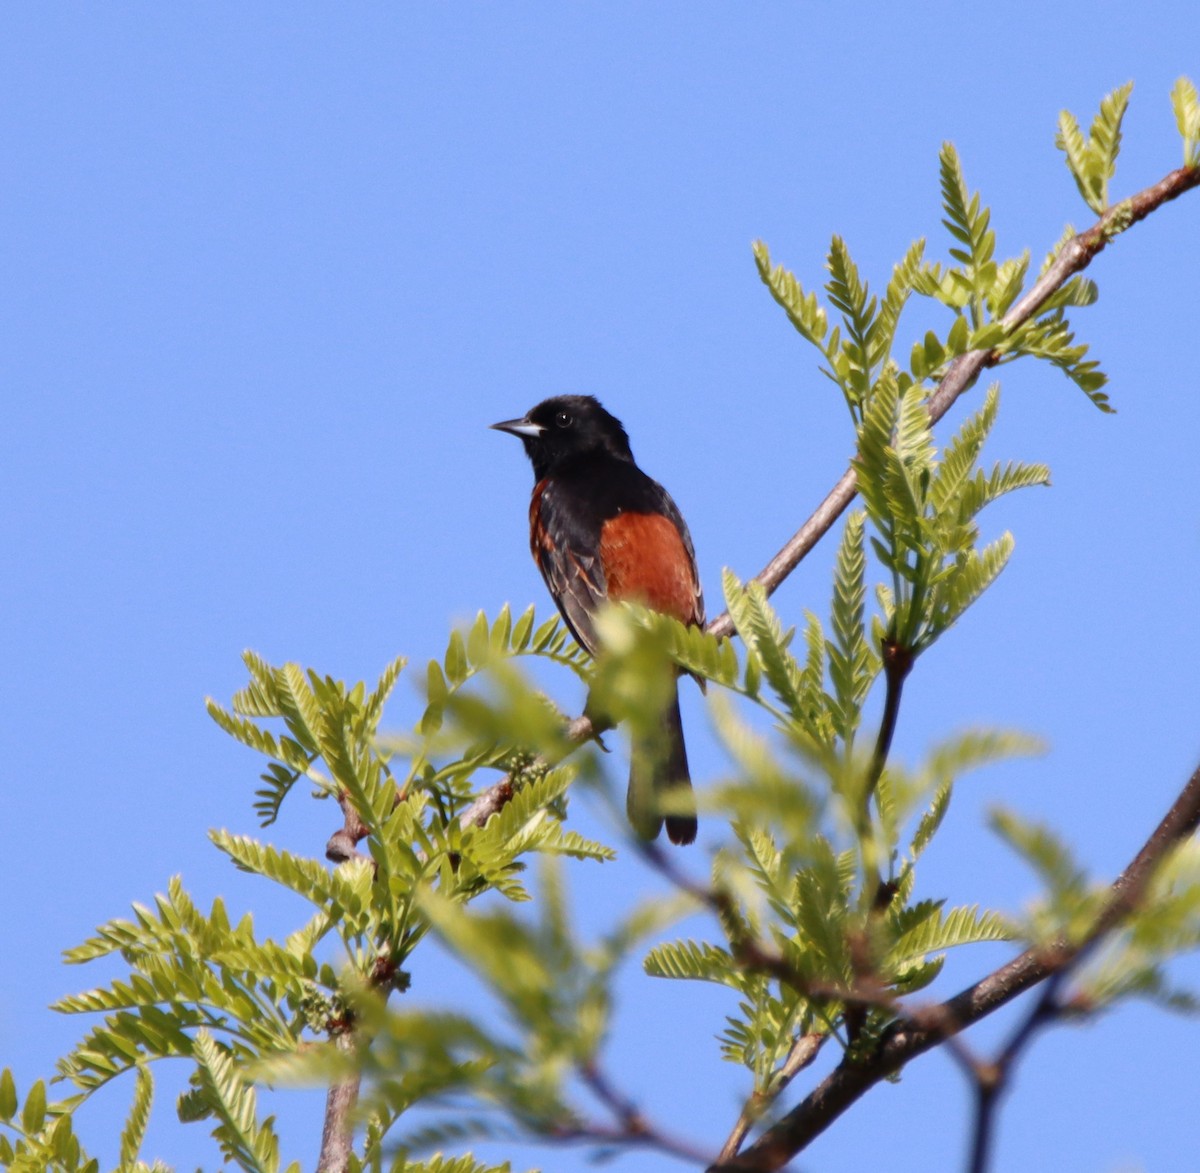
4, 80, 1200, 1173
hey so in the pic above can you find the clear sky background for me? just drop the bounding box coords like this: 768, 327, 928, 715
3, 5, 1199, 1172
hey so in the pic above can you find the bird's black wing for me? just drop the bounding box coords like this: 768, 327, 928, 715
529, 477, 607, 655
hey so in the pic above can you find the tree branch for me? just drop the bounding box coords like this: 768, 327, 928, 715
718, 755, 1200, 1171
716, 1035, 824, 1166
568, 1060, 717, 1164
962, 755, 1200, 1173
856, 639, 915, 905
706, 163, 1200, 643
316, 1029, 360, 1173
963, 972, 1061, 1173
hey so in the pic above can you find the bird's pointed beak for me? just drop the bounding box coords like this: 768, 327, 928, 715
491, 416, 544, 439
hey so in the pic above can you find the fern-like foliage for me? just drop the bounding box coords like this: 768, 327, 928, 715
935, 142, 998, 327
637, 116, 1129, 1112
1056, 82, 1134, 214
993, 819, 1200, 1020
755, 231, 925, 425
40, 611, 622, 1169
321, 861, 699, 1153
0, 1071, 101, 1173
191, 1031, 297, 1173
855, 381, 1050, 654
642, 558, 1038, 1100
753, 240, 828, 351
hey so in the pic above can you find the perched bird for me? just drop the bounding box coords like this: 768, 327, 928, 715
492, 394, 703, 844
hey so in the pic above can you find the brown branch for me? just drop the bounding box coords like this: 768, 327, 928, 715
317, 768, 525, 1167
457, 776, 516, 829
716, 1035, 825, 1166
532, 1060, 719, 1166
315, 1028, 361, 1173
716, 754, 1200, 1171
580, 1059, 653, 1135
328, 714, 600, 863
452, 715, 600, 829
326, 782, 383, 864
961, 757, 1200, 1173
547, 1119, 719, 1167
867, 641, 913, 797
858, 639, 914, 904
318, 724, 601, 1161
963, 975, 1061, 1173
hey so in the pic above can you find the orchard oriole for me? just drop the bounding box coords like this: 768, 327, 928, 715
493, 395, 702, 844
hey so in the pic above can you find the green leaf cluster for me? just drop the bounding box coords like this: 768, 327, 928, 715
636, 121, 1118, 1113
1056, 82, 1133, 214
34, 610, 613, 1169
857, 382, 1050, 654
250, 859, 694, 1162
760, 121, 1121, 417
755, 234, 923, 423
1172, 77, 1200, 169
644, 635, 1032, 1095
993, 814, 1200, 1016
0, 1071, 101, 1173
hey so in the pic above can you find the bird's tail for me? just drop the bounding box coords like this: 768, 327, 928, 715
627, 684, 697, 845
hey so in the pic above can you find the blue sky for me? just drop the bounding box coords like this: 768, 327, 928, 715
3, 5, 1199, 1171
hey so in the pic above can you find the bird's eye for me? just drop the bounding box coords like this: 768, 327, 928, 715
555, 410, 572, 429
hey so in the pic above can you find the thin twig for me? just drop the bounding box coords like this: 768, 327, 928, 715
867, 641, 913, 800
581, 1060, 652, 1135
963, 971, 1062, 1173
548, 1120, 720, 1167
858, 639, 914, 904
716, 1035, 825, 1165
541, 1062, 721, 1166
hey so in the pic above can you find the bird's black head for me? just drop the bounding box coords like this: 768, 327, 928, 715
491, 394, 634, 479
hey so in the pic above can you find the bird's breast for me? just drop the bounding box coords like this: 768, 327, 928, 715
598, 511, 701, 625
